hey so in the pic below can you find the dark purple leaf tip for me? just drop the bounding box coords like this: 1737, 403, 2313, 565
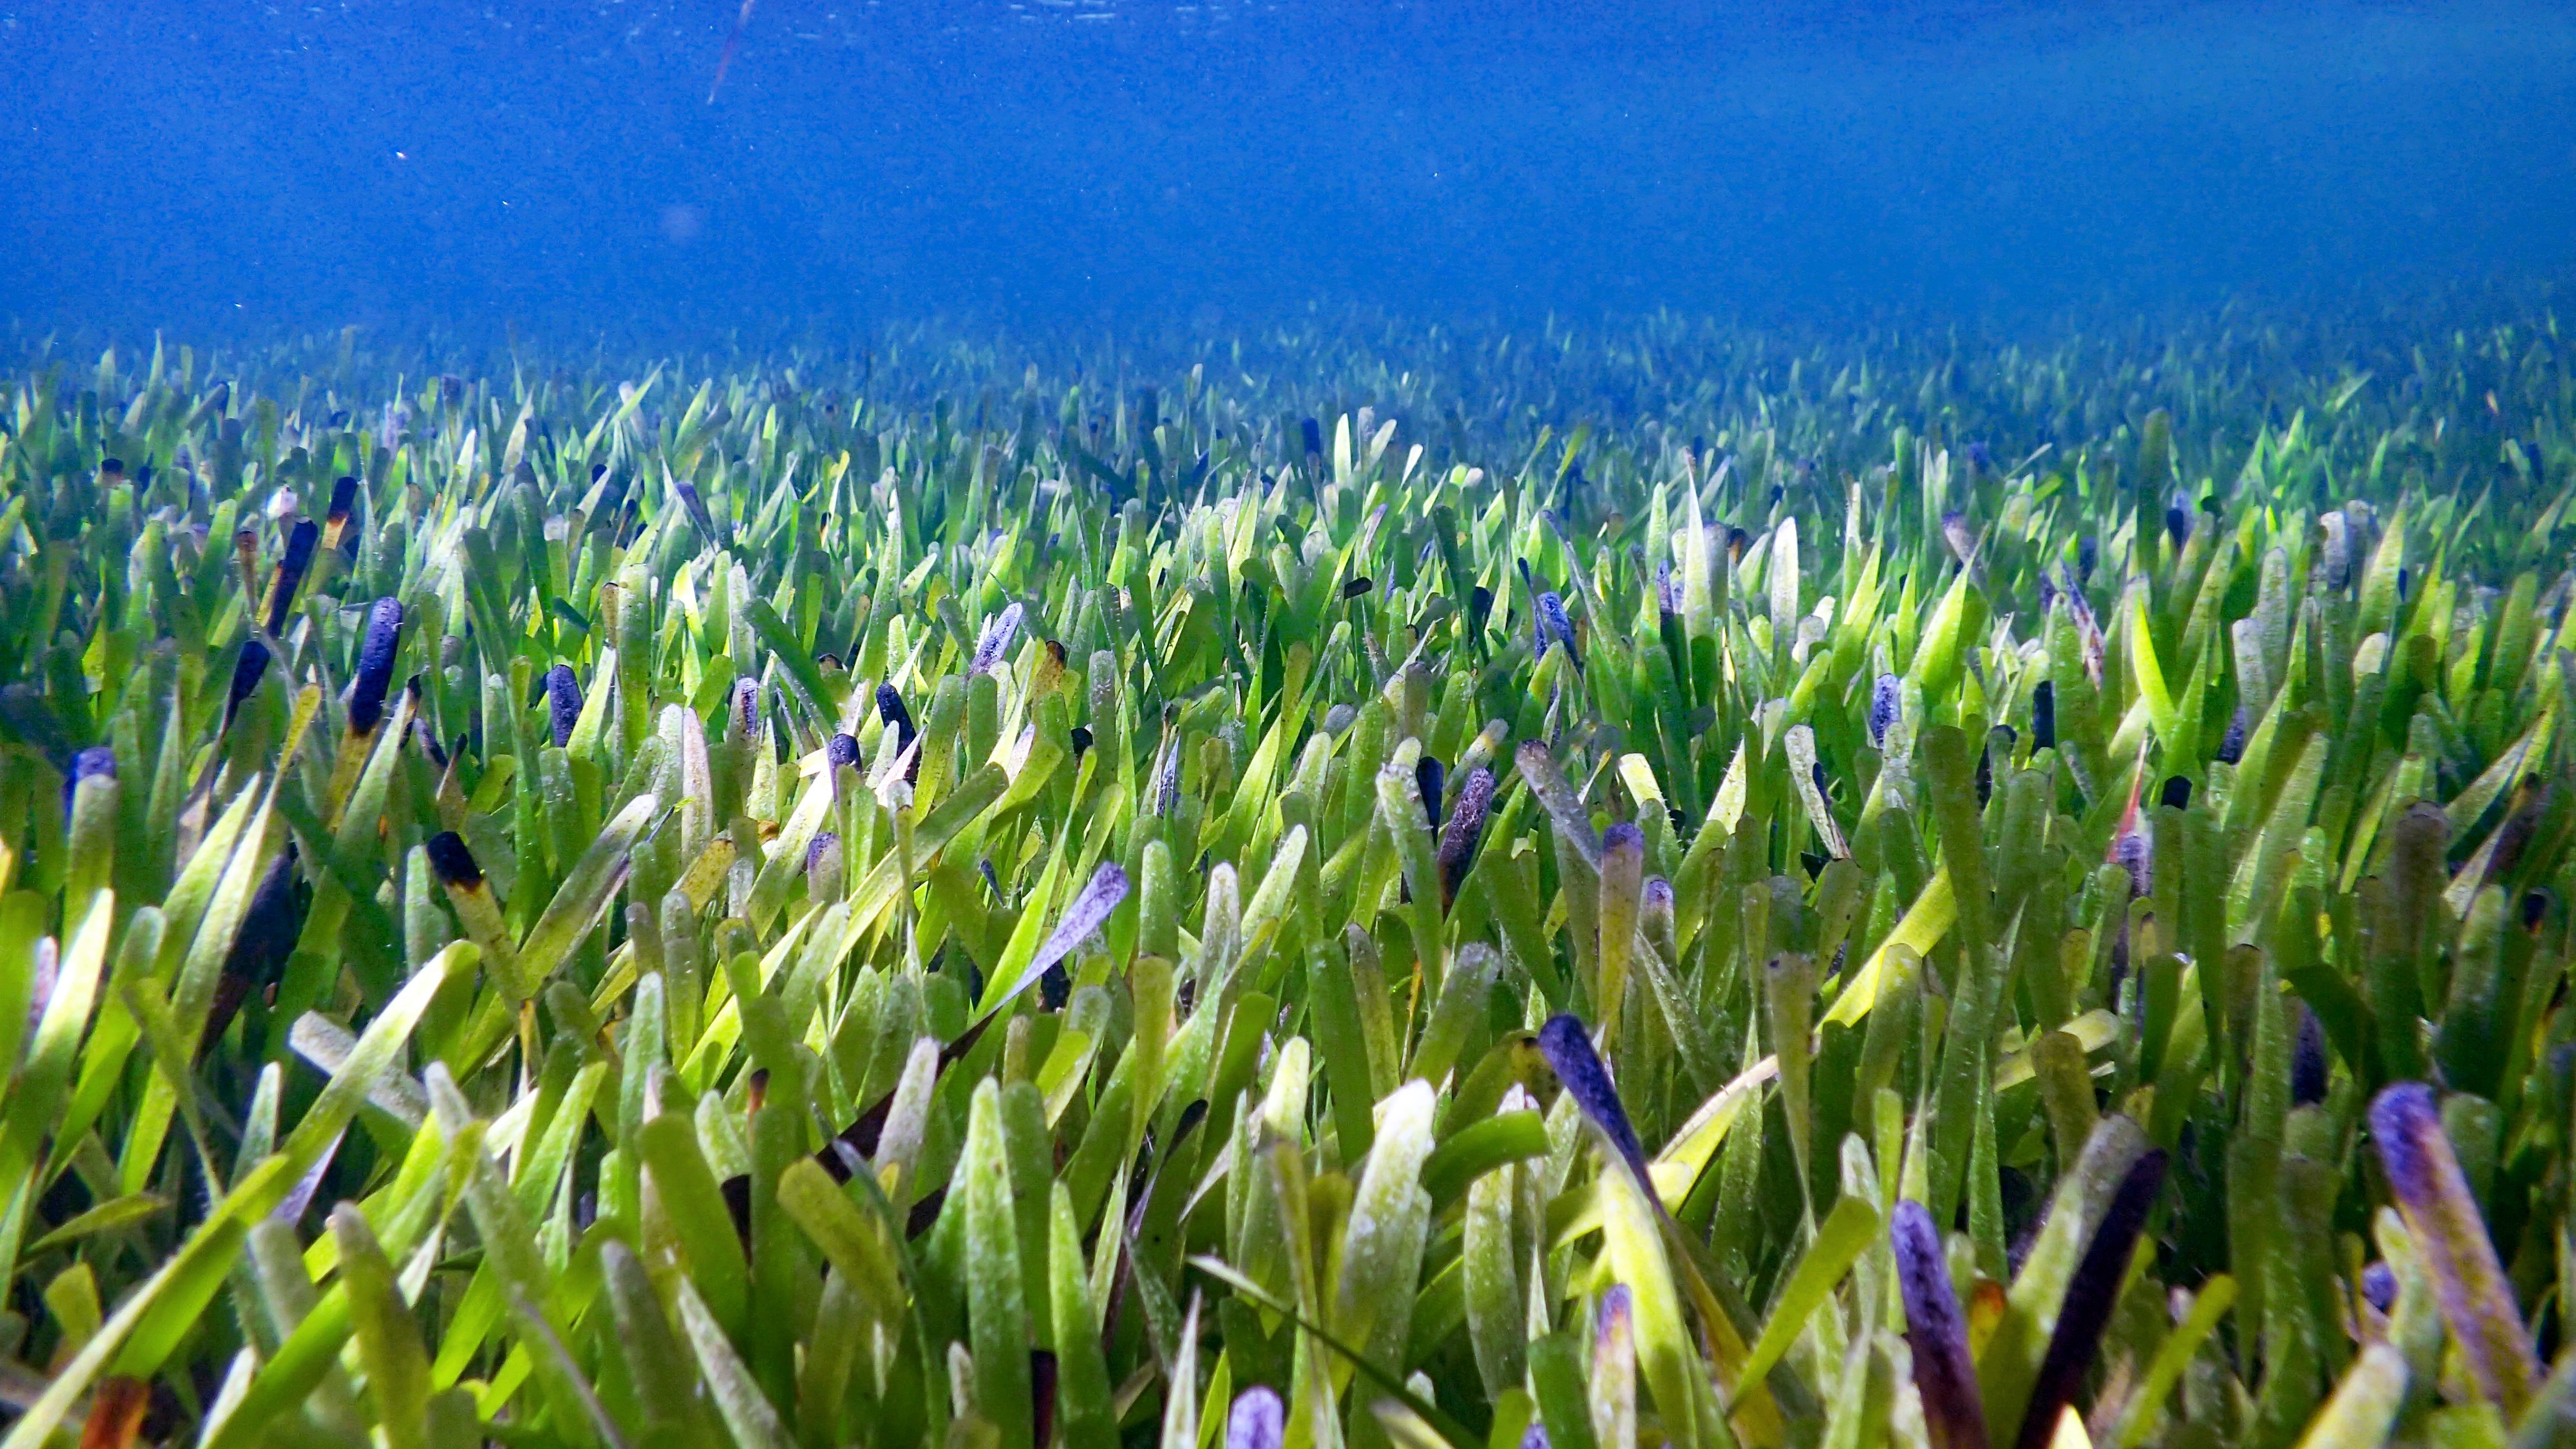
425, 831, 483, 889
1537, 1014, 1648, 1187
543, 664, 583, 749
2362, 1262, 2397, 1313
1437, 766, 1495, 908
62, 746, 117, 824
2370, 1083, 2444, 1205
876, 683, 915, 748
1892, 1199, 1989, 1449
2111, 829, 2151, 900
1030, 1349, 1060, 1449
349, 598, 405, 733
225, 640, 272, 727
997, 863, 1132, 1009
2291, 1006, 2328, 1106
224, 844, 306, 989
1869, 673, 1901, 749
266, 518, 319, 633
2216, 708, 2249, 766
970, 602, 1024, 675
1537, 591, 1580, 665
1227, 1386, 1285, 1449
1596, 1283, 1633, 1346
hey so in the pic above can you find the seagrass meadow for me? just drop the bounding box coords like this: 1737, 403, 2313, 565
0, 309, 2571, 1449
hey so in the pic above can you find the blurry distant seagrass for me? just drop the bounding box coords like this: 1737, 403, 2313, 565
0, 307, 2565, 1448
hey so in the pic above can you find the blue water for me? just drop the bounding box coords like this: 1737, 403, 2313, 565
6, 0, 2574, 342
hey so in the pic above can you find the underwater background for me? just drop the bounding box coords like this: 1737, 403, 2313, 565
12, 6, 2576, 1449
7, 0, 2576, 342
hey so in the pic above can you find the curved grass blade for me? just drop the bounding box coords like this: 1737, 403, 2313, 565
2370, 1082, 2540, 1419
2010, 1150, 2167, 1449
1892, 1199, 1990, 1449
982, 861, 1129, 1015
676, 1275, 792, 1449
1735, 1192, 1880, 1393
1187, 1257, 1479, 1449
2291, 1343, 2406, 1449
2109, 1275, 2233, 1448
1515, 743, 1601, 869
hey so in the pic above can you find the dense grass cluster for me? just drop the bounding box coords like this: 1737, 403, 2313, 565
0, 308, 2568, 1449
